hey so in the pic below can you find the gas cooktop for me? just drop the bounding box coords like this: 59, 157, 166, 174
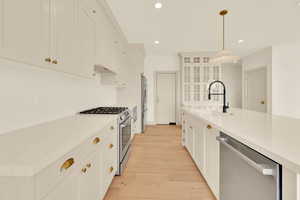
79, 107, 128, 115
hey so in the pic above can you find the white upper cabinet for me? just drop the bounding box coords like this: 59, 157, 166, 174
50, 0, 80, 75
0, 0, 127, 78
0, 0, 50, 67
77, 0, 97, 78
180, 54, 222, 106
94, 3, 123, 74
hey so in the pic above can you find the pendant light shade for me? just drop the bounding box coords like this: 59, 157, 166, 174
210, 10, 240, 64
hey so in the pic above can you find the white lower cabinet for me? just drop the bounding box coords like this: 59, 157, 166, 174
42, 170, 80, 200
204, 125, 220, 199
40, 123, 117, 200
181, 112, 220, 200
192, 119, 206, 174
186, 123, 194, 156
182, 111, 300, 200
79, 151, 102, 200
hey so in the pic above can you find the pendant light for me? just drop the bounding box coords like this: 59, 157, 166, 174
210, 10, 240, 64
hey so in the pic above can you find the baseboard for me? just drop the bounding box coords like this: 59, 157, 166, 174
146, 121, 157, 125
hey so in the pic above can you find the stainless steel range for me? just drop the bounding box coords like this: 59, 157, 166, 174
79, 107, 132, 175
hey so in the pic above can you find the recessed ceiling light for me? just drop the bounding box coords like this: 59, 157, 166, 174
155, 2, 163, 9
154, 40, 160, 44
238, 39, 244, 44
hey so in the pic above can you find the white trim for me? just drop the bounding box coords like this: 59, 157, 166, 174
146, 121, 157, 125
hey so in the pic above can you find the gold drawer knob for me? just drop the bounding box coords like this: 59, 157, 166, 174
81, 168, 87, 173
86, 163, 91, 168
110, 126, 114, 130
45, 57, 51, 63
207, 125, 212, 129
52, 60, 58, 64
60, 158, 75, 172
109, 144, 114, 149
93, 137, 101, 144
109, 166, 114, 173
183, 121, 186, 124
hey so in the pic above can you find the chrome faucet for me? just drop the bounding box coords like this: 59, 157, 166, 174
208, 80, 229, 113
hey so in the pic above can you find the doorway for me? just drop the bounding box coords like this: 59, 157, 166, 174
244, 67, 267, 113
155, 72, 177, 124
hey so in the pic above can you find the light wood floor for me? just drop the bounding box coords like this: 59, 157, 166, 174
104, 125, 216, 200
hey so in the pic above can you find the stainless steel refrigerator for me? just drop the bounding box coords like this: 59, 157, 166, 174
141, 74, 147, 133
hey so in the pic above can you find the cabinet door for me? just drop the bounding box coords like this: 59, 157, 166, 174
79, 151, 102, 200
205, 125, 220, 199
95, 8, 116, 72
51, 0, 80, 75
42, 170, 80, 200
186, 120, 194, 156
0, 0, 50, 67
77, 0, 96, 78
193, 119, 206, 174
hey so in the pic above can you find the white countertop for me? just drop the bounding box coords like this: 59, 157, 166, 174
0, 115, 117, 177
182, 107, 300, 174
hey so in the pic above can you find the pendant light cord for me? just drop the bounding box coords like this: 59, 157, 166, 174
223, 14, 225, 50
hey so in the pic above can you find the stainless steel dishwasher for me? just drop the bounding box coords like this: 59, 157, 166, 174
217, 133, 282, 200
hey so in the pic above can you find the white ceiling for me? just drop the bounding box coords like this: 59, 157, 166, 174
106, 0, 300, 56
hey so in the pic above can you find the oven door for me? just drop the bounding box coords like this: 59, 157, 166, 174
119, 117, 132, 161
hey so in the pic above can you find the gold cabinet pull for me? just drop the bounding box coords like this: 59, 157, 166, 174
86, 163, 91, 168
45, 57, 51, 63
109, 144, 114, 149
110, 126, 114, 130
109, 167, 114, 173
207, 125, 212, 129
261, 100, 265, 105
60, 158, 75, 172
93, 137, 101, 144
81, 168, 87, 173
52, 60, 58, 64
183, 121, 186, 124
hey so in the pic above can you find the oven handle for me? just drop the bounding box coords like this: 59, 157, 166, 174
216, 136, 275, 176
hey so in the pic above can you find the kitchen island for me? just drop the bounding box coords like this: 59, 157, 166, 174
182, 107, 300, 200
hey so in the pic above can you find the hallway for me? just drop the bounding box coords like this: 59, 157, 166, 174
104, 125, 216, 200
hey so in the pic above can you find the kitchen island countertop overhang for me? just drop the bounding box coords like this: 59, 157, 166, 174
182, 107, 300, 174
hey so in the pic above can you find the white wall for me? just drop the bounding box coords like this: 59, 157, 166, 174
222, 63, 243, 108
272, 41, 300, 118
144, 54, 180, 124
0, 58, 116, 135
242, 47, 272, 113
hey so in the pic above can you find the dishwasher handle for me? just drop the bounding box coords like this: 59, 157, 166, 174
216, 136, 275, 176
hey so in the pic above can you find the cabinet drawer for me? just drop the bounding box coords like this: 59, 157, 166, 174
103, 131, 118, 163
102, 120, 117, 137
35, 147, 82, 200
